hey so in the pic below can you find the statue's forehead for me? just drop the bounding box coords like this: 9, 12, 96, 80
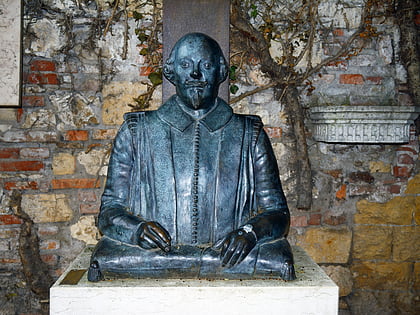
174, 38, 218, 60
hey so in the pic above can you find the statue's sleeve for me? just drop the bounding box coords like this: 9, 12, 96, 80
246, 124, 291, 241
98, 121, 144, 245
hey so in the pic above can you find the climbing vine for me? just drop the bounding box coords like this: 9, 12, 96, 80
102, 0, 417, 208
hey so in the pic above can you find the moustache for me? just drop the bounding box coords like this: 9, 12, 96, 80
185, 80, 208, 88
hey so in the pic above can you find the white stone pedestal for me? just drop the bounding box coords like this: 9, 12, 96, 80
50, 246, 338, 315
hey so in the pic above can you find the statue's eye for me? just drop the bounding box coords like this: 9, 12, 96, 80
180, 61, 190, 68
203, 62, 211, 69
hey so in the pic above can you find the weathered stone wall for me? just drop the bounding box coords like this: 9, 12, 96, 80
0, 1, 418, 314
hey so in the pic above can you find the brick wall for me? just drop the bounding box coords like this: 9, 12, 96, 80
0, 1, 418, 314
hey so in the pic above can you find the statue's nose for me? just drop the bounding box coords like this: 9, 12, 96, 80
190, 64, 201, 79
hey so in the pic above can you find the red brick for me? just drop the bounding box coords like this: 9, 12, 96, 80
52, 178, 101, 189
366, 76, 383, 85
0, 215, 23, 225
20, 147, 49, 159
333, 29, 344, 36
264, 127, 283, 139
30, 60, 56, 72
40, 240, 60, 250
290, 215, 308, 227
41, 254, 58, 265
336, 184, 347, 200
4, 181, 39, 190
17, 108, 24, 122
323, 169, 342, 178
0, 148, 19, 159
93, 129, 118, 140
415, 13, 420, 25
388, 185, 401, 194
308, 213, 322, 225
140, 66, 153, 76
349, 172, 374, 183
324, 211, 346, 225
0, 258, 20, 264
80, 203, 100, 214
393, 166, 411, 178
396, 146, 418, 155
0, 161, 44, 172
22, 95, 45, 107
397, 153, 414, 165
339, 74, 364, 84
26, 73, 59, 85
64, 130, 89, 141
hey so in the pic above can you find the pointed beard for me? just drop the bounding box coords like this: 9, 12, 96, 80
190, 88, 203, 109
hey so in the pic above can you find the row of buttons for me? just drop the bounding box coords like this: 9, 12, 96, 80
191, 122, 201, 244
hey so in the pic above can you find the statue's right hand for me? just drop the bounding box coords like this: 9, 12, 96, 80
138, 221, 171, 252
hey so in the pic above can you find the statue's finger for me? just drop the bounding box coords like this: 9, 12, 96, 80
150, 223, 171, 244
147, 227, 171, 252
226, 242, 245, 267
142, 234, 158, 248
221, 242, 237, 266
213, 237, 226, 249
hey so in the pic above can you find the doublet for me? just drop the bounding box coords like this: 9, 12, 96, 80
98, 96, 290, 246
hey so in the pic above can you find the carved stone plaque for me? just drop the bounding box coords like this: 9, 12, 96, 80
0, 0, 21, 107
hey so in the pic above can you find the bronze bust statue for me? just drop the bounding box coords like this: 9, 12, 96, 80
88, 33, 296, 281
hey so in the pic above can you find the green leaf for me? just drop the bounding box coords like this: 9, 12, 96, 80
137, 32, 148, 43
230, 84, 239, 94
148, 71, 163, 86
250, 4, 258, 18
133, 11, 143, 21
139, 48, 148, 55
229, 65, 238, 81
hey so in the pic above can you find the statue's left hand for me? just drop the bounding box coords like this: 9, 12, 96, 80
213, 228, 257, 267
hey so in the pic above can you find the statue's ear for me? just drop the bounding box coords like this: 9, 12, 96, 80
163, 62, 175, 84
218, 55, 228, 84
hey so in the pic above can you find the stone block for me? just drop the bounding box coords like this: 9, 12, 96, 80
53, 153, 76, 175
321, 265, 353, 297
295, 226, 352, 263
20, 147, 49, 159
414, 262, 420, 291
415, 197, 420, 225
355, 196, 414, 225
353, 225, 392, 260
392, 226, 420, 262
102, 82, 148, 125
21, 194, 73, 223
369, 161, 391, 173
405, 174, 420, 194
77, 148, 109, 176
352, 261, 411, 290
70, 215, 99, 245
